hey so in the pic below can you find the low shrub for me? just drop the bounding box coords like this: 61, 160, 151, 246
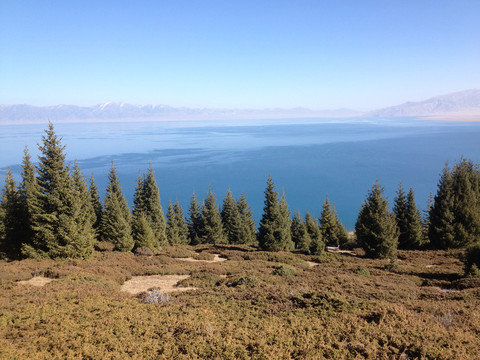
464, 243, 480, 277
193, 252, 215, 261
272, 265, 297, 276
227, 276, 258, 287
161, 245, 195, 258
94, 241, 115, 252
134, 247, 154, 257
355, 266, 370, 277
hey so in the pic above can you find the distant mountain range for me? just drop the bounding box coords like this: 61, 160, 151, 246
0, 103, 359, 124
1, 88, 479, 124
368, 88, 480, 117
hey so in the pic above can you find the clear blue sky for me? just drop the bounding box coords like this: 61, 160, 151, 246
1, 1, 479, 110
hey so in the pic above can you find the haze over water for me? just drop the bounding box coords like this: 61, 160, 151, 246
1, 117, 480, 230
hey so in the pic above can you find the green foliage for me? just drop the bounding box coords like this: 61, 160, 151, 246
306, 212, 324, 255
22, 123, 95, 259
258, 176, 293, 251
18, 147, 38, 252
166, 200, 189, 244
0, 169, 23, 257
395, 184, 423, 249
272, 264, 297, 276
187, 192, 202, 245
132, 165, 167, 247
354, 265, 370, 277
464, 243, 480, 277
199, 188, 226, 244
429, 159, 480, 249
100, 163, 134, 252
291, 211, 310, 252
237, 193, 257, 245
355, 182, 398, 259
132, 212, 156, 250
227, 275, 258, 287
221, 189, 241, 244
88, 173, 103, 238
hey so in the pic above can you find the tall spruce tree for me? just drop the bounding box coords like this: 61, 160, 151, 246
0, 169, 23, 258
393, 182, 409, 248
141, 165, 167, 246
306, 212, 324, 255
334, 211, 350, 247
187, 192, 202, 245
129, 166, 168, 246
89, 173, 103, 238
18, 147, 38, 252
428, 165, 455, 249
320, 196, 340, 247
69, 161, 96, 258
291, 211, 310, 251
258, 176, 293, 251
132, 212, 156, 249
237, 193, 256, 245
22, 123, 94, 259
402, 187, 424, 249
450, 159, 480, 247
200, 188, 225, 244
100, 163, 134, 251
355, 182, 398, 259
166, 200, 189, 244
221, 189, 241, 244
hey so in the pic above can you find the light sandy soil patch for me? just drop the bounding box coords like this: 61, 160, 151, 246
426, 265, 436, 268
18, 276, 54, 287
177, 254, 227, 263
327, 249, 357, 256
306, 261, 319, 267
121, 275, 195, 295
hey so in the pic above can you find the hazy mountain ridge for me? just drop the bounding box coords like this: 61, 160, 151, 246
2, 88, 480, 123
0, 103, 359, 124
368, 88, 480, 117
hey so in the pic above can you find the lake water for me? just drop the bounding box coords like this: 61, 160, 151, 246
1, 117, 480, 230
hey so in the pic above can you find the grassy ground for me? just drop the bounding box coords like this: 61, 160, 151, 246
1, 245, 479, 359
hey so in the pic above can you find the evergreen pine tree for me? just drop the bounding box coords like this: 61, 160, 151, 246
166, 200, 189, 244
402, 187, 424, 249
221, 189, 241, 244
306, 212, 324, 255
187, 192, 202, 245
200, 188, 225, 244
132, 172, 145, 218
23, 123, 94, 258
89, 173, 103, 237
450, 158, 480, 247
355, 182, 399, 259
279, 192, 294, 250
174, 200, 189, 244
291, 211, 310, 251
132, 212, 156, 249
68, 161, 96, 258
143, 165, 167, 246
393, 182, 409, 249
428, 165, 455, 249
0, 169, 23, 257
100, 163, 134, 251
422, 192, 433, 247
258, 176, 293, 251
334, 211, 350, 247
320, 196, 339, 247
237, 193, 256, 244
18, 147, 38, 252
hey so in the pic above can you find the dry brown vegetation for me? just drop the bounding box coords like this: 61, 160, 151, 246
1, 245, 479, 359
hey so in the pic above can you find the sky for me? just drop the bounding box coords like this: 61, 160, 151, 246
1, 1, 479, 110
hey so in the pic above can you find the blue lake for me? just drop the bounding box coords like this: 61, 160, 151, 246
1, 117, 480, 230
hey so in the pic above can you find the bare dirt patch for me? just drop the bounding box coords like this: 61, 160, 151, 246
177, 254, 227, 263
18, 276, 54, 287
121, 275, 196, 295
306, 261, 319, 267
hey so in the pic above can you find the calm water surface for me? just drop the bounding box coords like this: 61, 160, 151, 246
1, 117, 479, 230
